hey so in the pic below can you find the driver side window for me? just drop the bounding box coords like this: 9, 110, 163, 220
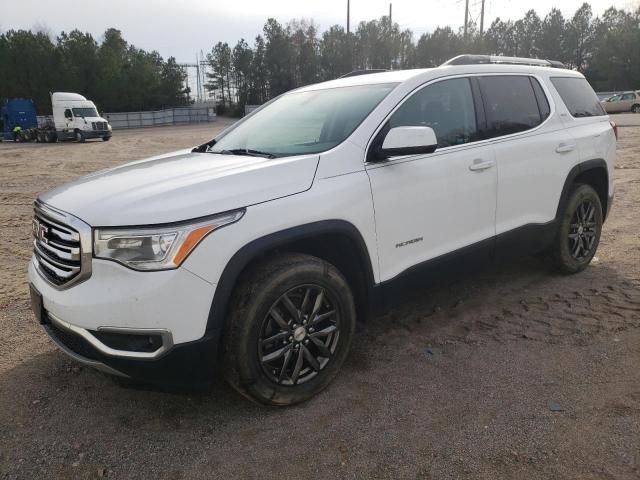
389, 78, 478, 148
64, 109, 72, 119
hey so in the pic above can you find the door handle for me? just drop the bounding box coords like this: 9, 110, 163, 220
556, 142, 576, 153
468, 158, 495, 171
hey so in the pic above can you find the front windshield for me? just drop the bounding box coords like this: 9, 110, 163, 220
210, 84, 397, 157
72, 107, 99, 117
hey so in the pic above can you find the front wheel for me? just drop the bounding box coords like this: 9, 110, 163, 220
551, 184, 603, 274
75, 130, 86, 143
223, 253, 356, 406
102, 136, 111, 141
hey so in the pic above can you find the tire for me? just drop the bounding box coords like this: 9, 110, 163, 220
102, 136, 110, 141
75, 130, 85, 143
223, 253, 357, 406
632, 104, 640, 114
551, 184, 603, 274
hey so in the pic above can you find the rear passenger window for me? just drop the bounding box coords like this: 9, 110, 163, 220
550, 77, 605, 117
478, 76, 545, 137
389, 77, 478, 148
530, 78, 550, 120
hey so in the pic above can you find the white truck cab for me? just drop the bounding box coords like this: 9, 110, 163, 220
28, 55, 616, 406
51, 92, 112, 142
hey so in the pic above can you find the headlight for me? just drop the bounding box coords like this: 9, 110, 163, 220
94, 209, 244, 270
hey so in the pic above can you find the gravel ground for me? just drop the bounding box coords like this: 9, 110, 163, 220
0, 117, 639, 479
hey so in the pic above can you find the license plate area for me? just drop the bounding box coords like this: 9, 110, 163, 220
29, 283, 45, 324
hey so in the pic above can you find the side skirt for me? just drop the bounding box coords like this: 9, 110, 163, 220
370, 220, 557, 314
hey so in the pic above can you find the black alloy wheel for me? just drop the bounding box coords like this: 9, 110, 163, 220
567, 200, 598, 260
223, 253, 356, 406
259, 285, 340, 386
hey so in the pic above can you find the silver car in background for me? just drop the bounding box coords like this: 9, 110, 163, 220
601, 91, 640, 113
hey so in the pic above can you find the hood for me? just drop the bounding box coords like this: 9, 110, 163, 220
79, 116, 109, 123
39, 150, 319, 226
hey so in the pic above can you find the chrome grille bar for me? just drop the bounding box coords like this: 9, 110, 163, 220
32, 201, 92, 289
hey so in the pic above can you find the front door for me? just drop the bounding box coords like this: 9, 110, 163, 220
365, 77, 497, 282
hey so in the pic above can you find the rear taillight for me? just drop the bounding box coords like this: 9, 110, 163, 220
610, 120, 618, 140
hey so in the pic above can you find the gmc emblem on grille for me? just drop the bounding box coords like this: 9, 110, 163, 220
32, 219, 49, 244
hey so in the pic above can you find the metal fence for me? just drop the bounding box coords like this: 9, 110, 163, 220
36, 106, 217, 130
105, 106, 216, 129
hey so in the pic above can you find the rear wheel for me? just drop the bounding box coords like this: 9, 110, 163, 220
223, 253, 356, 406
632, 104, 640, 113
551, 184, 603, 274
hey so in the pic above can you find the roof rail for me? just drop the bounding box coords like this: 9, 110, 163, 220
441, 54, 566, 69
339, 69, 388, 78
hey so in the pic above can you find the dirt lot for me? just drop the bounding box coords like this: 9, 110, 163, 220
0, 117, 639, 479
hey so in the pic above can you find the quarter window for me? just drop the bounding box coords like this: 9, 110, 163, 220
550, 77, 605, 118
478, 76, 545, 138
388, 78, 478, 148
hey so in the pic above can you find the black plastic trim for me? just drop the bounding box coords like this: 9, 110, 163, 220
205, 220, 376, 335
554, 159, 609, 221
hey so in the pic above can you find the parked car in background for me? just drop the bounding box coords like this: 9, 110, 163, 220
601, 91, 640, 113
29, 54, 616, 406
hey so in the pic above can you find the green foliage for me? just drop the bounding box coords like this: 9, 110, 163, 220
0, 28, 189, 113
204, 4, 640, 112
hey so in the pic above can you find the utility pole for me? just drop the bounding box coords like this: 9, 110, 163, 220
480, 0, 486, 36
347, 0, 350, 34
463, 0, 469, 38
389, 3, 392, 24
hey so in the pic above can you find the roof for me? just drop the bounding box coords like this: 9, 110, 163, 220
295, 69, 432, 92
293, 62, 581, 93
51, 92, 88, 102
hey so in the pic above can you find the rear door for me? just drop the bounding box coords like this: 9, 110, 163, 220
619, 93, 636, 112
365, 77, 497, 281
477, 75, 580, 235
549, 76, 615, 193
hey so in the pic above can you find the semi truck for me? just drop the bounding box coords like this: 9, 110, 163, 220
0, 92, 112, 142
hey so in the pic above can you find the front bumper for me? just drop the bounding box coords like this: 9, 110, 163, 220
83, 129, 111, 139
39, 308, 220, 387
29, 256, 220, 387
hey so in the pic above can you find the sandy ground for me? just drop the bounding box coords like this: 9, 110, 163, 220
0, 116, 639, 479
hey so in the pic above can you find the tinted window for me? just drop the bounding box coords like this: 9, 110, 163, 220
621, 93, 635, 101
389, 78, 478, 147
530, 77, 550, 120
478, 76, 544, 137
550, 77, 605, 117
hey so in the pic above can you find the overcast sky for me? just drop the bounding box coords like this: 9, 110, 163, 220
3, 0, 638, 61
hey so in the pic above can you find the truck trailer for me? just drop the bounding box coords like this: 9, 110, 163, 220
1, 92, 112, 142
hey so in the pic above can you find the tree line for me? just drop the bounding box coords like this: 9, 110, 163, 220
207, 2, 640, 114
1, 3, 638, 115
0, 28, 189, 114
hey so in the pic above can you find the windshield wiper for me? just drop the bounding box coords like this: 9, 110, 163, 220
216, 148, 278, 159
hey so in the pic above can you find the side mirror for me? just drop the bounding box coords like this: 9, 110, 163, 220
380, 126, 438, 158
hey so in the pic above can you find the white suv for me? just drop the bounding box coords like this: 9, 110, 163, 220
29, 55, 616, 405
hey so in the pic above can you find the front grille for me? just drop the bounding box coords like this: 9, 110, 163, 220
92, 121, 107, 130
46, 319, 100, 360
32, 207, 82, 287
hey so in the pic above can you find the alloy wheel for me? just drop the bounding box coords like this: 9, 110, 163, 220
258, 285, 340, 386
568, 200, 598, 260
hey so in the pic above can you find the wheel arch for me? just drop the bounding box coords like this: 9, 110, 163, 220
205, 220, 376, 344
556, 159, 610, 222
